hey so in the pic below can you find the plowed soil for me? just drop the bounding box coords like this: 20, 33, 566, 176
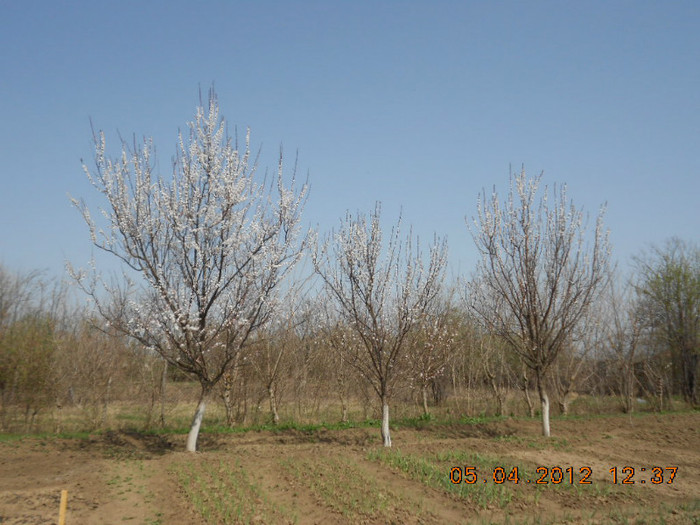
1, 412, 697, 524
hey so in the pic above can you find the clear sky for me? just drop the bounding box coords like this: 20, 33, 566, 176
1, 1, 698, 282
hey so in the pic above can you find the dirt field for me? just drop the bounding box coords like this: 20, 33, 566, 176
1, 412, 697, 524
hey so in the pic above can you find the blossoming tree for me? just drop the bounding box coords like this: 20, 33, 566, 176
313, 204, 447, 446
467, 169, 610, 437
71, 90, 307, 451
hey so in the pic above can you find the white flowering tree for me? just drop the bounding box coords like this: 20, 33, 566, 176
313, 204, 447, 446
71, 90, 308, 451
467, 169, 610, 437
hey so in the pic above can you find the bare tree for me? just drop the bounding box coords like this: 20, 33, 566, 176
479, 333, 516, 417
467, 169, 610, 436
0, 267, 71, 432
604, 280, 644, 413
247, 293, 322, 425
71, 89, 308, 451
550, 341, 586, 416
0, 314, 56, 432
287, 299, 325, 421
551, 306, 604, 416
56, 320, 124, 430
0, 266, 39, 331
634, 238, 699, 406
520, 362, 536, 418
0, 267, 39, 427
321, 315, 360, 423
249, 334, 285, 425
247, 301, 301, 426
445, 315, 482, 417
312, 204, 447, 446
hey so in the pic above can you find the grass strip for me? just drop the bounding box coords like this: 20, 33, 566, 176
369, 448, 516, 509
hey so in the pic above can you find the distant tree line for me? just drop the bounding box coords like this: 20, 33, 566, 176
0, 236, 696, 435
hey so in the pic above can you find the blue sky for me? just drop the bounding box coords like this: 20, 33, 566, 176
1, 1, 698, 282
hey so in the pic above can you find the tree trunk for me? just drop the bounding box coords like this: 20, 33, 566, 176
223, 385, 233, 427
186, 386, 209, 452
557, 386, 573, 416
101, 376, 112, 428
536, 370, 551, 437
522, 367, 535, 418
295, 373, 307, 420
222, 370, 236, 427
683, 350, 698, 406
24, 406, 36, 433
159, 360, 168, 428
54, 400, 63, 434
381, 395, 392, 447
525, 388, 535, 417
268, 386, 280, 425
558, 398, 569, 416
338, 391, 348, 423
466, 374, 473, 416
223, 354, 241, 427
421, 385, 430, 416
239, 372, 249, 425
488, 378, 505, 417
622, 365, 634, 414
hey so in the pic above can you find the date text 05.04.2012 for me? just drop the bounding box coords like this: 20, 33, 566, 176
449, 466, 678, 485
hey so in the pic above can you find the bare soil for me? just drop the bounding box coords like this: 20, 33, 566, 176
0, 412, 697, 524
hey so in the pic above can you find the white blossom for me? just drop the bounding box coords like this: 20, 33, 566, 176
71, 89, 308, 451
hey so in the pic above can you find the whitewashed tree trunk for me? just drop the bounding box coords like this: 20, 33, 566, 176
186, 389, 208, 452
541, 392, 550, 437
381, 400, 392, 447
536, 373, 551, 437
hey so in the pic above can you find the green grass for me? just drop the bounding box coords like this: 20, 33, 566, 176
0, 407, 691, 448
137, 412, 508, 438
368, 445, 632, 512
170, 457, 295, 524
0, 410, 508, 449
204, 417, 381, 435
369, 448, 516, 509
279, 452, 429, 521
